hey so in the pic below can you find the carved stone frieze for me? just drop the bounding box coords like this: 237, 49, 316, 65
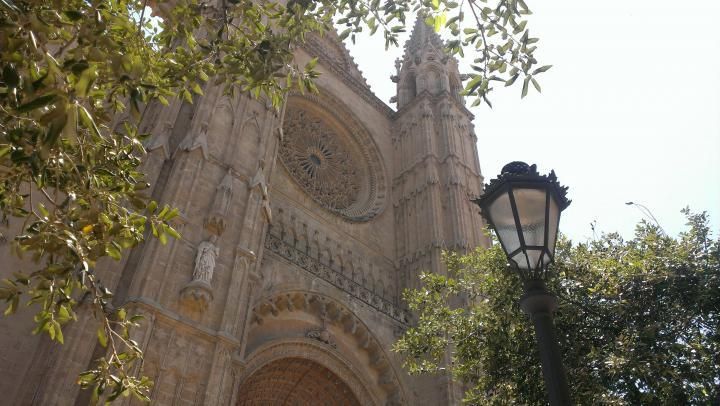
248, 292, 407, 405
264, 233, 409, 324
305, 327, 337, 348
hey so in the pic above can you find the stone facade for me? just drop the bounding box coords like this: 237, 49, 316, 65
0, 18, 489, 405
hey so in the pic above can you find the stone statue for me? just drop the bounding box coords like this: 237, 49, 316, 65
193, 236, 219, 284
250, 160, 272, 223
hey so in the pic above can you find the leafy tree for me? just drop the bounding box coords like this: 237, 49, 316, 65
395, 210, 720, 404
0, 0, 549, 401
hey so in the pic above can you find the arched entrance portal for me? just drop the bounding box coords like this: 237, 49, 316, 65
236, 357, 362, 405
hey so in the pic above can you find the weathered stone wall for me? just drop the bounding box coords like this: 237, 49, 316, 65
0, 26, 489, 405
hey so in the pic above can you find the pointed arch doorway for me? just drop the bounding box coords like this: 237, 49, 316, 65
236, 357, 361, 406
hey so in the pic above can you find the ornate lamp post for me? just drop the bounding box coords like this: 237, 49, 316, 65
472, 161, 572, 406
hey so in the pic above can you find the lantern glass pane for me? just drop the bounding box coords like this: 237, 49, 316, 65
542, 251, 551, 267
547, 194, 560, 255
488, 192, 521, 255
526, 248, 543, 270
510, 250, 529, 270
512, 188, 547, 248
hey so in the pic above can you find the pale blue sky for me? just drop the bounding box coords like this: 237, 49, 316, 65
345, 0, 720, 242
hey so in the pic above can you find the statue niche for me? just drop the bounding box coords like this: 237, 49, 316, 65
205, 168, 234, 235
180, 235, 219, 311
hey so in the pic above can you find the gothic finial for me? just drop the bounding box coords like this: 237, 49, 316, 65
501, 161, 530, 175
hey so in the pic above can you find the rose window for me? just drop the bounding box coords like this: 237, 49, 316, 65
279, 102, 385, 221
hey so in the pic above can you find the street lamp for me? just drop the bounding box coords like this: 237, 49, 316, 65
472, 161, 572, 406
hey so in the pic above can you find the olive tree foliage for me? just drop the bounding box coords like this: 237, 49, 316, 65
395, 210, 720, 405
0, 0, 546, 401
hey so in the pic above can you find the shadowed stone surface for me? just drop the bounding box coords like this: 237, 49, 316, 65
236, 357, 361, 406
0, 17, 490, 406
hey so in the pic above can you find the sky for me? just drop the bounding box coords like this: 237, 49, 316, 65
344, 0, 720, 242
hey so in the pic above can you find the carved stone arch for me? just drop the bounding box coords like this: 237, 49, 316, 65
237, 340, 374, 406
246, 290, 407, 405
279, 89, 389, 222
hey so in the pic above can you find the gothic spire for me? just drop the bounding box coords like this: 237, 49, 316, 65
393, 17, 464, 108
403, 16, 444, 61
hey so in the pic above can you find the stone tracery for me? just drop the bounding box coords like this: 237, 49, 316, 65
281, 109, 360, 211
278, 93, 387, 222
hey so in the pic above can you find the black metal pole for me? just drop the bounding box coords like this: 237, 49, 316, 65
519, 279, 571, 406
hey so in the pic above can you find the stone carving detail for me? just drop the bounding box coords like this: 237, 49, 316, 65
250, 160, 272, 223
305, 325, 337, 348
194, 236, 219, 283
264, 233, 409, 324
280, 109, 360, 211
205, 168, 233, 235
280, 94, 388, 222
180, 236, 219, 310
248, 292, 407, 405
176, 120, 209, 159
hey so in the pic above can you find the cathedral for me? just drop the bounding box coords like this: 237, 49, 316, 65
0, 18, 489, 405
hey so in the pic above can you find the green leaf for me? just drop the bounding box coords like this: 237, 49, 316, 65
164, 225, 181, 240
3, 64, 20, 87
433, 14, 447, 33
513, 20, 527, 35
44, 109, 68, 147
532, 65, 552, 75
158, 229, 168, 245
182, 89, 193, 103
75, 64, 97, 98
4, 296, 18, 315
106, 242, 122, 260
57, 305, 72, 323
77, 105, 101, 139
147, 201, 158, 214
465, 75, 484, 95
306, 57, 318, 70
531, 77, 541, 92
97, 327, 108, 348
63, 10, 83, 21
53, 321, 64, 344
17, 94, 57, 113
37, 203, 49, 218
521, 76, 530, 98
164, 207, 180, 220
